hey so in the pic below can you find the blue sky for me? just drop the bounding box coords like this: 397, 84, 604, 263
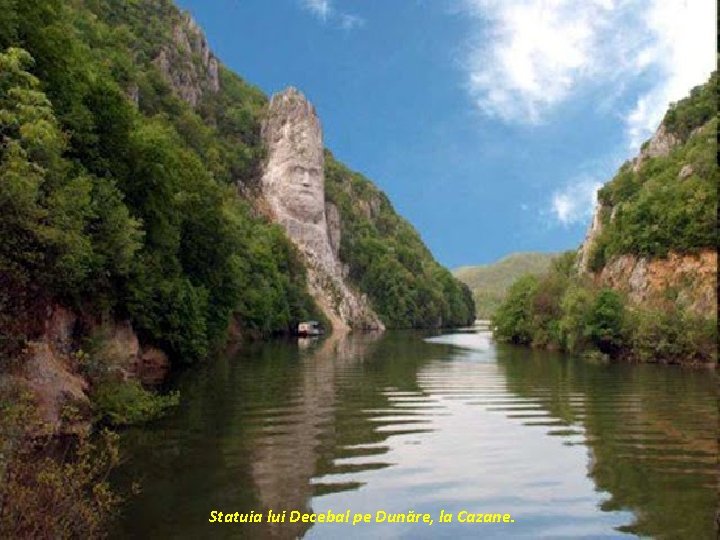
176, 0, 715, 268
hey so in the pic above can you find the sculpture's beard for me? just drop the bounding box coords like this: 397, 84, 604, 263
282, 192, 324, 224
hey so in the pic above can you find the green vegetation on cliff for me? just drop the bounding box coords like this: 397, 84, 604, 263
495, 74, 718, 365
0, 0, 471, 365
0, 0, 324, 366
454, 252, 557, 318
589, 73, 718, 270
325, 154, 475, 328
493, 252, 717, 364
0, 1, 472, 535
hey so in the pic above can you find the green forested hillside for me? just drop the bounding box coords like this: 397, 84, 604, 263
0, 2, 473, 533
326, 154, 475, 328
493, 74, 718, 365
454, 253, 557, 318
0, 0, 472, 368
0, 0, 321, 365
588, 72, 718, 270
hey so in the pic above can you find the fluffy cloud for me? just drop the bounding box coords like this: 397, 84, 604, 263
303, 0, 331, 21
550, 177, 602, 226
463, 0, 611, 123
624, 0, 716, 149
301, 0, 365, 30
462, 0, 715, 147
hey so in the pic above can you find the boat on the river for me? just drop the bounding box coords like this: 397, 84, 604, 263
297, 321, 324, 337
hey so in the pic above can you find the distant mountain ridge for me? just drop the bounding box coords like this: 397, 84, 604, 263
454, 252, 557, 318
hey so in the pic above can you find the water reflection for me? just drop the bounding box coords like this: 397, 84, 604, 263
494, 345, 717, 538
250, 332, 382, 538
114, 328, 717, 539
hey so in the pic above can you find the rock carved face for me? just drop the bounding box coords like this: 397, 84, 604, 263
275, 158, 324, 224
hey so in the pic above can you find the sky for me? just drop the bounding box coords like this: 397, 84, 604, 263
176, 0, 715, 268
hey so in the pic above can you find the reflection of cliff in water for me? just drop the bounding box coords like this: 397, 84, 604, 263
249, 330, 452, 539
114, 330, 449, 539
249, 332, 381, 538
493, 345, 718, 538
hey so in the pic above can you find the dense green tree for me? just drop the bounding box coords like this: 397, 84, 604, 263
592, 74, 717, 268
492, 275, 539, 345
0, 47, 93, 354
585, 289, 625, 355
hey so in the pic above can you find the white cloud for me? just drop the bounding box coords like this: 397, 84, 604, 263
301, 0, 365, 30
304, 0, 331, 21
624, 0, 717, 150
339, 13, 365, 30
463, 0, 610, 123
462, 0, 715, 148
550, 177, 602, 226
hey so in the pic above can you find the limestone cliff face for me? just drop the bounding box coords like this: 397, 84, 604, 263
579, 120, 683, 274
577, 117, 716, 319
576, 202, 608, 274
153, 12, 220, 107
630, 123, 680, 172
3, 305, 170, 434
596, 251, 716, 317
260, 88, 384, 331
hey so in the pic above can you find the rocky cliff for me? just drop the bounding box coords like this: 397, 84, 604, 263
576, 74, 717, 319
596, 251, 716, 316
153, 12, 220, 107
2, 305, 170, 433
576, 202, 609, 274
260, 88, 384, 331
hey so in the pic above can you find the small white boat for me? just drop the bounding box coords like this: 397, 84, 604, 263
297, 321, 324, 337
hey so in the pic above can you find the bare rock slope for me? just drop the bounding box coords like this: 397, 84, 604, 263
153, 12, 220, 107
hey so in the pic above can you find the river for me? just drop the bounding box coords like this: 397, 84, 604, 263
113, 326, 717, 539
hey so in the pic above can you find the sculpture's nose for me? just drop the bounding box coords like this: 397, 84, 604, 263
302, 170, 311, 187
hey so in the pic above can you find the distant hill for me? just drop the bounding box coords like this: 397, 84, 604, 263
454, 253, 558, 318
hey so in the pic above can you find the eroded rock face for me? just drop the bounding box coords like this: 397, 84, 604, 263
260, 88, 384, 331
580, 120, 683, 271
94, 322, 170, 385
10, 306, 170, 434
153, 12, 220, 107
21, 307, 89, 434
576, 201, 607, 274
631, 123, 679, 172
325, 202, 341, 258
576, 117, 715, 319
597, 250, 716, 318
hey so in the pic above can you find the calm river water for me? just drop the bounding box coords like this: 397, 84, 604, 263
114, 326, 717, 539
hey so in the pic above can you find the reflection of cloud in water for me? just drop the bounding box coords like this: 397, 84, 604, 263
309, 332, 632, 538
424, 329, 496, 364
424, 330, 492, 351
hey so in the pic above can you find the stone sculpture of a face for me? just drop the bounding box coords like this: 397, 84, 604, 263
262, 89, 326, 225
275, 158, 325, 224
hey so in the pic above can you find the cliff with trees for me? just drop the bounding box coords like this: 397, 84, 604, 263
493, 73, 717, 366
0, 1, 474, 534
